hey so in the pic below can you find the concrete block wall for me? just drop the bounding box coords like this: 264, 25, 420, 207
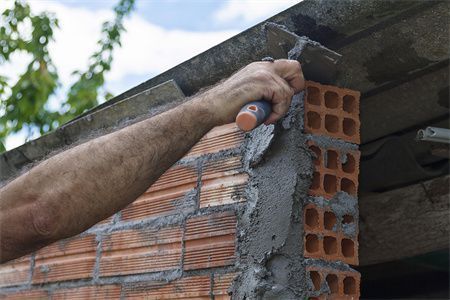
0, 82, 360, 299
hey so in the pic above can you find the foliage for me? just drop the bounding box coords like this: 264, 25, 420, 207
0, 0, 135, 152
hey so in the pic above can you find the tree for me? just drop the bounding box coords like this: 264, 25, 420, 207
0, 0, 135, 152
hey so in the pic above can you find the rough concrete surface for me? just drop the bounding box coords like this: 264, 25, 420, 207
231, 91, 314, 299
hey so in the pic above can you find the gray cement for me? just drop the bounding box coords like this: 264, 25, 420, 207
231, 91, 314, 299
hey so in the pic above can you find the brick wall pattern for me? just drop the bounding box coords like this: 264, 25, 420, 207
304, 81, 361, 299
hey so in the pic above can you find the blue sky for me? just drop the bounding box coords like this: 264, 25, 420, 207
0, 0, 299, 150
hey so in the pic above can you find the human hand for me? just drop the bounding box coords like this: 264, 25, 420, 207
205, 59, 305, 126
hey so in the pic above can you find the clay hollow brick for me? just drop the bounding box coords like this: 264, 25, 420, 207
51, 285, 121, 300
307, 266, 360, 299
0, 256, 30, 288
32, 235, 97, 284
122, 275, 211, 299
200, 156, 248, 208
304, 81, 360, 144
213, 272, 238, 299
100, 226, 182, 277
187, 123, 245, 158
184, 212, 237, 270
0, 289, 49, 300
121, 164, 198, 221
304, 203, 358, 265
308, 141, 360, 199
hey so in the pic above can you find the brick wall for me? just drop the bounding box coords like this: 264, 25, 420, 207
0, 82, 361, 299
0, 123, 244, 299
304, 81, 361, 299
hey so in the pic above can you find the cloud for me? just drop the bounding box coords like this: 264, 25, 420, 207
1, 1, 238, 91
107, 16, 237, 84
213, 0, 300, 25
0, 0, 239, 150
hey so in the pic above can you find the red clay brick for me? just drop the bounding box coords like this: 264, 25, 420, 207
0, 255, 30, 287
308, 141, 360, 199
307, 265, 360, 299
33, 235, 96, 283
304, 81, 360, 144
0, 289, 49, 299
52, 285, 121, 299
187, 123, 244, 157
100, 226, 182, 276
184, 212, 236, 270
200, 157, 248, 208
213, 272, 237, 299
303, 203, 359, 265
122, 275, 210, 299
122, 165, 198, 221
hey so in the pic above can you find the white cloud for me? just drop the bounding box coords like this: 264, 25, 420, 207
213, 0, 301, 25
107, 16, 237, 83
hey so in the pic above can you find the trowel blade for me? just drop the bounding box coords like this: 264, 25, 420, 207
265, 22, 341, 85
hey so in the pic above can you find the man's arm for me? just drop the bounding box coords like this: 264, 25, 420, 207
0, 60, 304, 263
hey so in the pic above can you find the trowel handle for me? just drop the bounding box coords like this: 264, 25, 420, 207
236, 100, 272, 132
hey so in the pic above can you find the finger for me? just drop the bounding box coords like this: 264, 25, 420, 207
269, 59, 305, 93
263, 76, 294, 124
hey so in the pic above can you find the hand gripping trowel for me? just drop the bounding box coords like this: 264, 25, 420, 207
235, 23, 342, 132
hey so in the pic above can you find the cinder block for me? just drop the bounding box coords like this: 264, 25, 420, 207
184, 212, 236, 270
186, 123, 244, 157
304, 81, 360, 144
33, 235, 96, 283
51, 285, 121, 299
200, 156, 248, 208
303, 203, 359, 265
213, 273, 237, 299
307, 265, 360, 299
0, 255, 30, 288
121, 164, 198, 221
0, 289, 49, 299
122, 275, 211, 299
307, 141, 360, 199
100, 226, 182, 277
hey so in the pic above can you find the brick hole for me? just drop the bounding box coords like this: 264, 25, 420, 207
343, 95, 356, 113
323, 236, 337, 255
326, 150, 338, 169
343, 118, 356, 136
307, 111, 321, 129
325, 115, 339, 133
341, 238, 355, 257
310, 145, 321, 166
307, 86, 321, 105
309, 271, 321, 291
323, 174, 337, 194
305, 234, 319, 253
326, 274, 339, 294
311, 172, 320, 190
342, 214, 354, 224
343, 276, 357, 295
341, 178, 356, 196
305, 208, 319, 229
324, 91, 339, 109
342, 154, 356, 173
324, 211, 337, 230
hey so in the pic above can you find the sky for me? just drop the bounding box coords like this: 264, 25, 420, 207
0, 0, 300, 150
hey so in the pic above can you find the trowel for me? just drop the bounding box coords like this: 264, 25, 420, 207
235, 22, 342, 131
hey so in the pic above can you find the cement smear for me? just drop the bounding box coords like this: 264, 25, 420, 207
231, 91, 314, 299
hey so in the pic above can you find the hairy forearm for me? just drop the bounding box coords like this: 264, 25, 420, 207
0, 92, 216, 261
1, 59, 304, 263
